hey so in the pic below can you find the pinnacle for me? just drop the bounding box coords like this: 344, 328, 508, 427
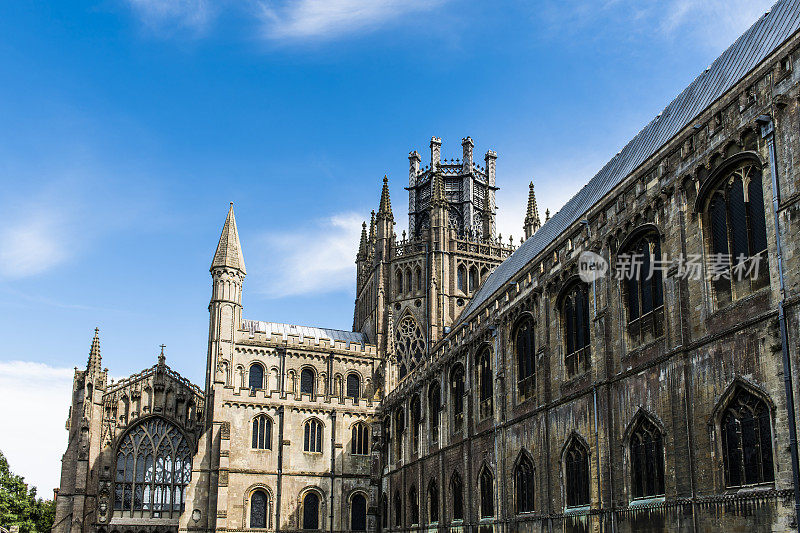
358, 221, 368, 256
432, 171, 447, 206
378, 175, 393, 218
211, 203, 246, 275
87, 327, 101, 374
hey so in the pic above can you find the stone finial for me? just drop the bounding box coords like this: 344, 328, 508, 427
358, 222, 368, 258
158, 344, 166, 367
545, 208, 550, 221
369, 210, 376, 243
211, 203, 246, 275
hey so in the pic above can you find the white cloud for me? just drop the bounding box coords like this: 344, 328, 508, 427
125, 0, 213, 33
0, 200, 72, 280
0, 361, 74, 496
256, 0, 446, 40
254, 212, 362, 298
658, 0, 775, 49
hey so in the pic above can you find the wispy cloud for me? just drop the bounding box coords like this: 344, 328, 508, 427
123, 0, 447, 41
0, 361, 74, 495
255, 0, 446, 40
0, 206, 70, 279
125, 0, 213, 34
253, 212, 362, 298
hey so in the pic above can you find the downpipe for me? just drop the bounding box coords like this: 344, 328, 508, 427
758, 113, 800, 528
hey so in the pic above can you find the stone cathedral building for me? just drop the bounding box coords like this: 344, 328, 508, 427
52, 1, 800, 531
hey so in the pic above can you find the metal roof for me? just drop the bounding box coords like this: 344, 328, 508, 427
458, 0, 800, 324
242, 319, 369, 347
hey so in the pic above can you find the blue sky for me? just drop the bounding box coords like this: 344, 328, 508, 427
0, 0, 775, 493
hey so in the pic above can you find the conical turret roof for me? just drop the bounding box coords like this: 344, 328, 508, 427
377, 176, 393, 219
87, 327, 101, 375
211, 203, 246, 274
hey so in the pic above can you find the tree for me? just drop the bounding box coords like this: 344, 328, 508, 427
0, 451, 55, 533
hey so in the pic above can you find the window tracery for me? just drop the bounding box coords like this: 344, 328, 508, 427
395, 315, 425, 381
721, 387, 774, 487
629, 416, 664, 498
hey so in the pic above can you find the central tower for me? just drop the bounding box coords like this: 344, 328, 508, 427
353, 137, 515, 394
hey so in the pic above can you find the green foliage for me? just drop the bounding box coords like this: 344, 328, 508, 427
0, 451, 55, 533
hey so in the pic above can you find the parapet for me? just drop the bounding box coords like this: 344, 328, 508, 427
240, 319, 377, 356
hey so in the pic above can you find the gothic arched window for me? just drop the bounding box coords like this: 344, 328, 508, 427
457, 264, 467, 293
350, 493, 367, 531
405, 268, 413, 295
515, 453, 535, 513
410, 395, 421, 454
249, 363, 264, 390
721, 388, 774, 487
346, 373, 361, 399
304, 418, 323, 453
629, 416, 665, 498
428, 381, 441, 444
621, 232, 664, 343
394, 408, 405, 461
562, 282, 591, 378
395, 314, 425, 381
702, 160, 770, 304
415, 266, 423, 291
249, 489, 269, 528
428, 480, 439, 523
476, 347, 493, 420
252, 415, 272, 450
450, 364, 465, 431
300, 368, 315, 396
381, 493, 388, 528
409, 485, 419, 525
514, 315, 535, 400
565, 437, 590, 507
396, 268, 404, 295
351, 422, 369, 456
450, 471, 463, 521
479, 466, 494, 518
469, 266, 478, 292
302, 491, 320, 530
114, 417, 192, 515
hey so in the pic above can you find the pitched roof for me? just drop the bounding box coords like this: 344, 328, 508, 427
211, 203, 246, 274
459, 0, 800, 324
242, 319, 369, 347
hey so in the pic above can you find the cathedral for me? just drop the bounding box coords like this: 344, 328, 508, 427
51, 1, 800, 531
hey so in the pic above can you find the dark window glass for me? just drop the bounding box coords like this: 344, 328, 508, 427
252, 416, 272, 450
630, 417, 665, 498
451, 473, 463, 520
428, 482, 439, 523
457, 265, 466, 292
729, 178, 749, 261
396, 269, 404, 294
300, 368, 315, 396
351, 422, 369, 456
411, 396, 421, 453
249, 364, 263, 390
748, 174, 768, 255
409, 486, 419, 525
563, 284, 591, 377
304, 419, 322, 453
469, 267, 478, 292
113, 417, 191, 514
451, 365, 465, 430
565, 439, 590, 507
429, 383, 440, 444
721, 388, 774, 487
382, 495, 388, 528
479, 468, 494, 518
302, 492, 319, 530
477, 348, 493, 418
351, 493, 367, 531
515, 317, 536, 398
346, 373, 360, 399
250, 490, 268, 528
515, 454, 535, 513
394, 491, 402, 527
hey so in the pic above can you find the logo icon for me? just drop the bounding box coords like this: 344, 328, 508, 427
578, 251, 608, 283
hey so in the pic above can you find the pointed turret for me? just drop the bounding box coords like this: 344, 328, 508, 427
87, 327, 101, 375
523, 181, 542, 239
432, 171, 447, 207
377, 176, 393, 220
358, 221, 368, 258
211, 203, 246, 274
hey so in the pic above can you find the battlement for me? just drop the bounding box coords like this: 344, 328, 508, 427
240, 319, 377, 356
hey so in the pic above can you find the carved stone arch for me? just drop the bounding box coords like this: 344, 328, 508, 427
616, 223, 663, 254
694, 151, 763, 212
297, 485, 326, 530
513, 447, 535, 471
242, 483, 274, 529
709, 376, 775, 426
561, 431, 591, 460
555, 275, 588, 308
622, 407, 666, 444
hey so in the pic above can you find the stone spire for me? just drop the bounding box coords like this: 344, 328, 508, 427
369, 210, 376, 243
523, 181, 541, 240
87, 327, 101, 375
377, 176, 393, 220
211, 203, 246, 274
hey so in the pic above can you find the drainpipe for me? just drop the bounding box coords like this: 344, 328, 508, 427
581, 219, 603, 531
757, 113, 800, 527
330, 410, 337, 533
275, 406, 284, 531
